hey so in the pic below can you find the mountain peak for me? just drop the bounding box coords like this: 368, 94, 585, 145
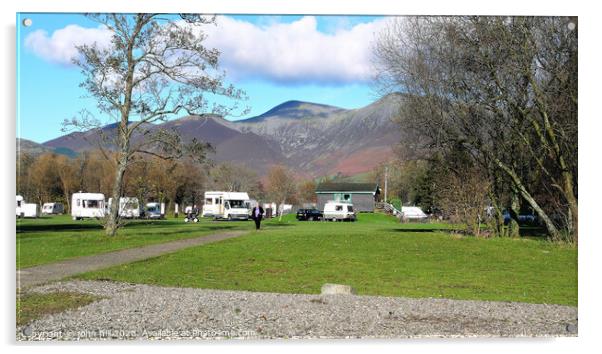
241, 100, 345, 123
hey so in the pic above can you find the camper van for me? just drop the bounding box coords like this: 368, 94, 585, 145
145, 202, 165, 219
71, 192, 105, 220
323, 201, 356, 222
202, 191, 250, 220
107, 197, 141, 218
42, 202, 64, 215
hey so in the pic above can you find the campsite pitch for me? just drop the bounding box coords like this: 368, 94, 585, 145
75, 214, 576, 306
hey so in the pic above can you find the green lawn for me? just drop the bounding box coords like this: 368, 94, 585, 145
76, 213, 577, 306
16, 215, 254, 269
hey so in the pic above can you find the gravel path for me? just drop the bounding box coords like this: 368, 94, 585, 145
17, 280, 577, 340
17, 231, 247, 289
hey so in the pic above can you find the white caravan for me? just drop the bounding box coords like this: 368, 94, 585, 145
16, 195, 39, 218
202, 191, 250, 220
42, 202, 64, 215
401, 206, 428, 220
279, 203, 293, 215
16, 195, 23, 217
323, 201, 356, 222
71, 193, 105, 220
107, 197, 141, 218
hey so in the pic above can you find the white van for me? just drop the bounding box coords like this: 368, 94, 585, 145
42, 202, 64, 215
71, 192, 105, 220
323, 201, 356, 222
202, 191, 250, 220
107, 197, 141, 218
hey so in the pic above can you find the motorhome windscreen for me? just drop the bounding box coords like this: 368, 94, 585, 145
229, 200, 245, 208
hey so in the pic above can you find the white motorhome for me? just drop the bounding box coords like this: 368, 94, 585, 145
323, 201, 356, 222
71, 193, 105, 220
401, 206, 428, 220
202, 191, 250, 220
42, 202, 64, 215
107, 197, 141, 218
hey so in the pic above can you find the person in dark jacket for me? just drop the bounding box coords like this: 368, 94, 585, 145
251, 204, 265, 230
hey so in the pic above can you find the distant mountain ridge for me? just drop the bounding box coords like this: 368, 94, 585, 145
23, 95, 402, 178
17, 138, 78, 158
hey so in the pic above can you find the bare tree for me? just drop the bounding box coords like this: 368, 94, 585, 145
297, 179, 317, 204
207, 162, 261, 195
266, 165, 297, 221
65, 14, 247, 236
436, 167, 492, 237
55, 155, 78, 213
374, 16, 577, 242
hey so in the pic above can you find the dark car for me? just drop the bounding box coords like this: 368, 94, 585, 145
502, 210, 538, 226
296, 208, 323, 221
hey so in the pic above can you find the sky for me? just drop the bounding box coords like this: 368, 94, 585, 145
16, 13, 392, 143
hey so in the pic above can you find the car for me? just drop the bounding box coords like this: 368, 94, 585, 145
323, 201, 356, 222
502, 210, 538, 226
296, 208, 323, 221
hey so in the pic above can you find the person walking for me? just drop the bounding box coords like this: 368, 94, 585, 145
251, 204, 265, 230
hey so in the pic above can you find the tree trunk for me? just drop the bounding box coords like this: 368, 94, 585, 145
279, 200, 285, 222
563, 176, 578, 243
487, 190, 505, 237
105, 153, 128, 236
494, 158, 561, 241
507, 188, 521, 238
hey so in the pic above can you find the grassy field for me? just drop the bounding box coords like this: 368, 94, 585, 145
73, 213, 577, 306
16, 215, 254, 269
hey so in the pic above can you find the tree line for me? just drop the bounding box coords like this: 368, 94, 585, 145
374, 16, 577, 242
16, 151, 317, 216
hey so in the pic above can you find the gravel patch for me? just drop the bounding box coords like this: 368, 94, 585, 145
17, 280, 578, 340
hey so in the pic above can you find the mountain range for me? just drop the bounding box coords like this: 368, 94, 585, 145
21, 94, 403, 178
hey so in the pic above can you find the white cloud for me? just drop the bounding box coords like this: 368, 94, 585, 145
203, 16, 392, 84
24, 16, 392, 84
24, 24, 112, 65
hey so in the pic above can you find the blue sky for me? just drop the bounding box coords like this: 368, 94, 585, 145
17, 13, 389, 143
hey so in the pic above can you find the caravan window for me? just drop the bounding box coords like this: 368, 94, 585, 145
76, 199, 81, 207
205, 198, 213, 205
347, 205, 354, 212
17, 201, 21, 207
84, 200, 100, 208
335, 205, 343, 211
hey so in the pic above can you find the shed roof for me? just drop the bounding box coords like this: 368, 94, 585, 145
315, 182, 380, 193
